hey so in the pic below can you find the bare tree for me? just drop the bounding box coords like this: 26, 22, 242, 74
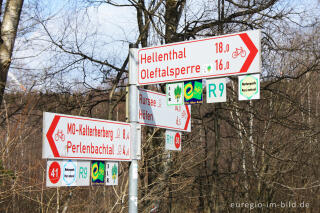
0, 0, 24, 106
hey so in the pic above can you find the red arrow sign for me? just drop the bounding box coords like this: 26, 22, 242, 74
46, 115, 60, 157
43, 112, 132, 161
137, 30, 261, 85
184, 105, 191, 131
239, 33, 258, 73
138, 89, 191, 132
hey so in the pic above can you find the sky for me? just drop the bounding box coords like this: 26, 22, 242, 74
7, 0, 320, 92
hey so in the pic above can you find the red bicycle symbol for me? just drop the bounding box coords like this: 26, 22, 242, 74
55, 130, 65, 142
232, 47, 246, 58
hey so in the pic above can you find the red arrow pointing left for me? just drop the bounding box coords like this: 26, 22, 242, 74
46, 115, 61, 157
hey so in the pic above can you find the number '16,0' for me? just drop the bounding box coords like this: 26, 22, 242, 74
209, 83, 224, 97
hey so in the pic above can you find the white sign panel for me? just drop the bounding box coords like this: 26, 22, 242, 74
206, 78, 227, 103
46, 160, 90, 187
238, 74, 260, 100
138, 89, 191, 132
106, 162, 118, 186
62, 160, 77, 186
77, 161, 90, 186
165, 130, 182, 151
166, 82, 184, 105
43, 112, 131, 161
137, 30, 261, 85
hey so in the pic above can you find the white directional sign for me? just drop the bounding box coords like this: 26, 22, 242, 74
46, 160, 90, 187
165, 130, 182, 151
42, 112, 131, 161
137, 30, 261, 85
206, 78, 227, 103
138, 89, 191, 132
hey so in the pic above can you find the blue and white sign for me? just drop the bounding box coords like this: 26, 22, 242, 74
62, 160, 77, 186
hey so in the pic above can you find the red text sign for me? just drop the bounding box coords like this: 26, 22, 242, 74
42, 112, 131, 161
137, 30, 261, 85
138, 89, 191, 132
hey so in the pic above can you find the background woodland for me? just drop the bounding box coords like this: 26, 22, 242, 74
0, 0, 319, 212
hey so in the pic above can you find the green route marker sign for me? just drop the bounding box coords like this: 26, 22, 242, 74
166, 82, 184, 106
106, 162, 119, 186
238, 74, 260, 100
206, 78, 227, 103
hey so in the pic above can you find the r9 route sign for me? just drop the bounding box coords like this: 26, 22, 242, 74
137, 30, 261, 85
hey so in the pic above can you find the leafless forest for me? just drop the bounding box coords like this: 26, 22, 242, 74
0, 0, 319, 212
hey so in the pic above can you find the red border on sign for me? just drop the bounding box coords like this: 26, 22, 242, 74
52, 156, 131, 161
138, 89, 191, 132
45, 113, 131, 160
137, 32, 258, 85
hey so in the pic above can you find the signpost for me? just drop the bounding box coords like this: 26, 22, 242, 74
42, 112, 132, 161
43, 30, 261, 212
138, 88, 191, 132
137, 30, 261, 85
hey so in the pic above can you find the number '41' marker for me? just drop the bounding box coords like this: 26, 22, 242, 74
206, 78, 227, 103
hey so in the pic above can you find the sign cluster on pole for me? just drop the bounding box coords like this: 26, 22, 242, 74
43, 112, 126, 187
43, 29, 261, 212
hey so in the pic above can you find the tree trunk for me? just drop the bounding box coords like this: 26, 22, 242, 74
0, 0, 24, 106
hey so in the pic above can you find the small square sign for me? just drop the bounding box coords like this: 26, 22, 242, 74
206, 78, 227, 103
184, 80, 203, 104
77, 161, 90, 186
106, 162, 119, 186
166, 82, 184, 106
91, 161, 105, 185
238, 74, 260, 100
165, 130, 182, 151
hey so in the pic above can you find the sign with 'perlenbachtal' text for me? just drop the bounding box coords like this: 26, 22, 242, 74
42, 112, 131, 161
137, 30, 261, 85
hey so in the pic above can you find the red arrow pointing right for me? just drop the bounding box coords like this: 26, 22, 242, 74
184, 105, 191, 131
239, 33, 258, 73
46, 115, 61, 157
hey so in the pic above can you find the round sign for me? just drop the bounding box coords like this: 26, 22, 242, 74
174, 132, 181, 149
63, 160, 76, 185
48, 161, 61, 184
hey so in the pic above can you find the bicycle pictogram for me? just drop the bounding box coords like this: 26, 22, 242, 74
55, 130, 65, 142
232, 47, 246, 58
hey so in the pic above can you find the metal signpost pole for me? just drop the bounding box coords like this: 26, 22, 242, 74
128, 43, 139, 213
